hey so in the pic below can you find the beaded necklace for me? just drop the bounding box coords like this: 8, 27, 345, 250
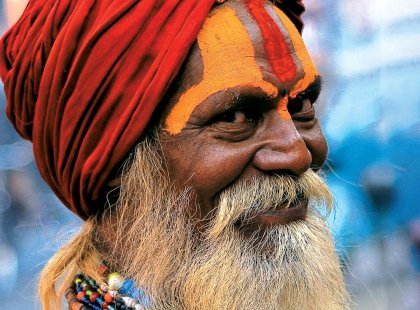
72, 271, 151, 310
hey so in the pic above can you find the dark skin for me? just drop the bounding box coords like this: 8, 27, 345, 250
67, 0, 328, 307
159, 1, 327, 229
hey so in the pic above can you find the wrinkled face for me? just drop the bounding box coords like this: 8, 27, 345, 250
160, 0, 328, 230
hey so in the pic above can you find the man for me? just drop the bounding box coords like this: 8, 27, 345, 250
0, 0, 349, 309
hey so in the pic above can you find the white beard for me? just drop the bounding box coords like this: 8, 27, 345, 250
182, 210, 348, 310
106, 138, 349, 310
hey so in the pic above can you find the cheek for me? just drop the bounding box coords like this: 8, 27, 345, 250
193, 146, 256, 222
193, 147, 249, 191
161, 137, 255, 222
162, 138, 253, 198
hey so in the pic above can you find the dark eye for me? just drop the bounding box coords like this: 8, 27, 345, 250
213, 109, 258, 124
288, 97, 314, 115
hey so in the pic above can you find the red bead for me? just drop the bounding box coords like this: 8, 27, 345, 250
102, 302, 109, 309
97, 264, 107, 274
104, 292, 113, 303
76, 291, 86, 301
89, 292, 99, 303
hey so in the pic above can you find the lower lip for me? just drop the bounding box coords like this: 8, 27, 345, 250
258, 201, 307, 225
239, 201, 308, 230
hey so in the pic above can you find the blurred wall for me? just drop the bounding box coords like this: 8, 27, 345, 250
0, 3, 82, 309
303, 1, 420, 309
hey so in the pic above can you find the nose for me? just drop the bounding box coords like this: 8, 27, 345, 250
253, 116, 312, 176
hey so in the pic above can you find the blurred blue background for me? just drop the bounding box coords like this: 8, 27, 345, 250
0, 0, 419, 309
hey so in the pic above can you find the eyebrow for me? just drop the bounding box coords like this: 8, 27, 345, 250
187, 75, 324, 127
293, 75, 323, 103
214, 89, 275, 113
209, 76, 323, 114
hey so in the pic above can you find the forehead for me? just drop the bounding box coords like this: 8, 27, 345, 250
164, 0, 317, 134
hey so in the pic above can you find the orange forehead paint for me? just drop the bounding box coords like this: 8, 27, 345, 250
246, 0, 318, 121
277, 96, 291, 120
246, 0, 297, 84
165, 6, 278, 134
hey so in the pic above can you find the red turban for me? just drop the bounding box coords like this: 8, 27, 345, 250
0, 0, 305, 219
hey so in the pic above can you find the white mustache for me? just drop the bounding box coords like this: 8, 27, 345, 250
208, 170, 333, 239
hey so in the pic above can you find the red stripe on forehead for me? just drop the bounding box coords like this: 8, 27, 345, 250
245, 0, 297, 84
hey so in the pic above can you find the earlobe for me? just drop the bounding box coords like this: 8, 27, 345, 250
107, 177, 121, 187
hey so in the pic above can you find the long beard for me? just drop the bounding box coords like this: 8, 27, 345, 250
104, 137, 349, 310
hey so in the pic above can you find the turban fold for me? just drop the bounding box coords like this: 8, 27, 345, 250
0, 0, 305, 219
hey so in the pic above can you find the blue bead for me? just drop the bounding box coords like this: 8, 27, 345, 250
140, 294, 152, 307
120, 279, 135, 294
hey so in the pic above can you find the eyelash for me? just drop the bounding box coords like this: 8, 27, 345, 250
210, 93, 318, 126
288, 95, 317, 115
211, 108, 260, 124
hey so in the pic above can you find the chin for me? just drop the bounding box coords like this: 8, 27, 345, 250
176, 210, 349, 310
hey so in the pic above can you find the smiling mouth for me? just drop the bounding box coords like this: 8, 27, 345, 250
235, 198, 308, 232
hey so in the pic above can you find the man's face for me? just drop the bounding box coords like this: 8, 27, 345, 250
101, 1, 348, 309
160, 0, 328, 229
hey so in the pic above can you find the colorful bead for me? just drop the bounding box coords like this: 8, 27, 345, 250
120, 279, 135, 295
104, 291, 113, 303
108, 272, 125, 290
122, 296, 135, 307
98, 264, 108, 274
72, 272, 147, 310
90, 292, 99, 303
109, 290, 118, 297
81, 282, 90, 291
76, 291, 86, 301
